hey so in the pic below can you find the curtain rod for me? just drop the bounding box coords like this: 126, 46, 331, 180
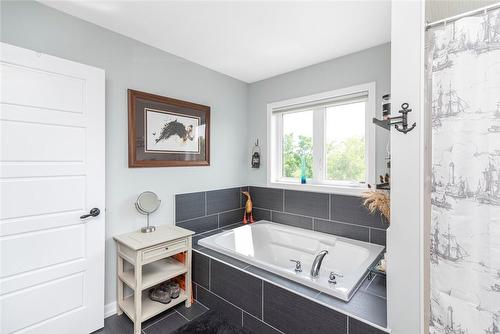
426, 2, 500, 30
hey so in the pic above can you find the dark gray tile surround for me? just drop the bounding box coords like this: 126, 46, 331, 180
207, 187, 241, 215
314, 218, 369, 242
284, 189, 329, 219
248, 186, 388, 246
211, 260, 262, 318
263, 281, 347, 334
249, 186, 283, 211
271, 211, 313, 230
252, 207, 271, 221
175, 191, 205, 222
175, 186, 389, 334
191, 246, 388, 334
331, 194, 389, 229
176, 185, 388, 247
175, 187, 247, 234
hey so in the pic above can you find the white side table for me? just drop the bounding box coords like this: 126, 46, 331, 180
114, 225, 194, 334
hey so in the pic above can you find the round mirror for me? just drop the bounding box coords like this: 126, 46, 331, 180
135, 191, 161, 215
135, 191, 161, 233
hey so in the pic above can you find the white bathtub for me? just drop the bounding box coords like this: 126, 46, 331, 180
198, 220, 384, 301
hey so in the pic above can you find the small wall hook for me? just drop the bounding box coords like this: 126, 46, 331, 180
390, 103, 416, 134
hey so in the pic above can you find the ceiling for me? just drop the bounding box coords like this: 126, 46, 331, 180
39, 1, 391, 83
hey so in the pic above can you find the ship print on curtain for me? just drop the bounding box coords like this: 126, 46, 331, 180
428, 8, 500, 334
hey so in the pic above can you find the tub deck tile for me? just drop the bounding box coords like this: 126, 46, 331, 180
245, 265, 320, 299
364, 274, 386, 299
192, 222, 243, 246
195, 247, 249, 269
315, 289, 387, 328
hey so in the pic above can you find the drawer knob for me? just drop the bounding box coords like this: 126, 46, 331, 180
165, 247, 169, 250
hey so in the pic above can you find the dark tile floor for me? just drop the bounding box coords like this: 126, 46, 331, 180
93, 302, 208, 334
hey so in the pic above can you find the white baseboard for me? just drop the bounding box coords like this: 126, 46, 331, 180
104, 301, 117, 319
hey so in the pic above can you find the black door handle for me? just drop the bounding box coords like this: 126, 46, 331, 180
80, 208, 100, 219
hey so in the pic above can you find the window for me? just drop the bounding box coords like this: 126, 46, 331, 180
282, 110, 313, 179
268, 83, 375, 194
325, 101, 366, 183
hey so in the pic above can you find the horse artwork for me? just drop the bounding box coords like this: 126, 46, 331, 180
145, 109, 199, 154
155, 120, 194, 144
128, 89, 210, 167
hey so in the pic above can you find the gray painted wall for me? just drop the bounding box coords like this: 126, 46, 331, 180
246, 43, 391, 185
1, 0, 391, 309
0, 1, 248, 306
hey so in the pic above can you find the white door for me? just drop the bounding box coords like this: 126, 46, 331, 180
0, 43, 105, 334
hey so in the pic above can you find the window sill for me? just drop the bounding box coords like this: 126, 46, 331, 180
268, 181, 369, 196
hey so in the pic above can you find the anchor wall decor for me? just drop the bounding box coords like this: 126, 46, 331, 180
389, 103, 417, 134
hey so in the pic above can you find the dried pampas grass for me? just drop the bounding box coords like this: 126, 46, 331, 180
362, 190, 390, 223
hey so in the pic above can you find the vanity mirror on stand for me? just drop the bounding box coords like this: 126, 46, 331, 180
135, 191, 161, 233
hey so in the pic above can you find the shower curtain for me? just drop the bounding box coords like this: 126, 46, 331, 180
428, 7, 500, 334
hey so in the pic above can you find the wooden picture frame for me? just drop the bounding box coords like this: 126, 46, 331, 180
128, 89, 210, 167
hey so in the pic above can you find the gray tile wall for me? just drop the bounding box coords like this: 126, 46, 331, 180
175, 187, 248, 234
192, 251, 387, 334
175, 186, 388, 246
249, 186, 388, 246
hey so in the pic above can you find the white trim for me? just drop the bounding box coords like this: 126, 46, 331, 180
104, 301, 117, 319
267, 82, 376, 196
104, 291, 134, 318
387, 1, 428, 333
365, 82, 376, 186
268, 181, 368, 196
313, 107, 325, 184
267, 83, 375, 111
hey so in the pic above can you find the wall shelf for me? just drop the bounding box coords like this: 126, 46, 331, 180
372, 118, 391, 130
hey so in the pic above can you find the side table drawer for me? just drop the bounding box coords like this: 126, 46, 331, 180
142, 238, 187, 262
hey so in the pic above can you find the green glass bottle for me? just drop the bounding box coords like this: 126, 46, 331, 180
300, 156, 306, 184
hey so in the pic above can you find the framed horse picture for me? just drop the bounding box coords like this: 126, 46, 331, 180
128, 89, 210, 167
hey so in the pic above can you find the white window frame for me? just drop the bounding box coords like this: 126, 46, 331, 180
267, 82, 376, 195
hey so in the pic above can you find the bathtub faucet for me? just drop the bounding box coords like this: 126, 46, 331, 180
310, 250, 329, 278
